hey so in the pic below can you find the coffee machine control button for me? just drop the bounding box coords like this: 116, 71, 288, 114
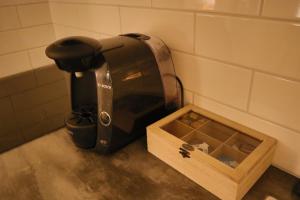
100, 111, 111, 126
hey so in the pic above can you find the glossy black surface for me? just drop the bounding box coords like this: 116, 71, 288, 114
46, 36, 105, 72
70, 71, 97, 110
96, 35, 168, 153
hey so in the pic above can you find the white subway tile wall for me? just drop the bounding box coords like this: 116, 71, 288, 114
0, 1, 54, 76
183, 89, 194, 105
28, 46, 52, 69
50, 3, 120, 35
0, 0, 299, 176
19, 24, 55, 48
195, 14, 300, 80
172, 51, 252, 110
17, 3, 52, 26
0, 52, 31, 78
49, 0, 152, 7
152, 0, 262, 15
250, 73, 300, 132
0, 0, 48, 7
0, 7, 20, 31
120, 8, 194, 53
263, 0, 300, 20
53, 24, 103, 39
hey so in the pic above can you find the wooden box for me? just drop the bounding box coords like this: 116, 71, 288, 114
147, 105, 276, 200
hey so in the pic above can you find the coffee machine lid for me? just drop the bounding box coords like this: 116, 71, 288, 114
46, 36, 102, 60
45, 36, 105, 72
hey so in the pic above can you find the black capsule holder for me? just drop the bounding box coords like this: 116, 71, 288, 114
65, 105, 98, 149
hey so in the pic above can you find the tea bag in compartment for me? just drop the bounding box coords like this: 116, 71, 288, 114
190, 119, 207, 129
227, 133, 261, 154
193, 142, 210, 154
217, 155, 239, 168
232, 143, 256, 154
183, 131, 221, 154
212, 145, 246, 168
178, 111, 208, 128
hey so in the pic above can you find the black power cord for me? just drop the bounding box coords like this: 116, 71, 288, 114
175, 76, 184, 108
293, 180, 300, 196
163, 73, 184, 109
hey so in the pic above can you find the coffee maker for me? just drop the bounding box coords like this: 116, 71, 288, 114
46, 33, 181, 154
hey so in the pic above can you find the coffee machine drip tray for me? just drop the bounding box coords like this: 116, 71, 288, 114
66, 105, 98, 149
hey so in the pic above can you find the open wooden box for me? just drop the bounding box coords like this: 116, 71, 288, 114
147, 105, 276, 200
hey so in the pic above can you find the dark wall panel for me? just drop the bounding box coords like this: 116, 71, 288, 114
0, 64, 70, 153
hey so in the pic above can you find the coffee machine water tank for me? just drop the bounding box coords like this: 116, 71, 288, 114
46, 33, 180, 154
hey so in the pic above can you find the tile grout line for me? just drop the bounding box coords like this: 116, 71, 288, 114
10, 72, 65, 99
191, 92, 195, 104
182, 89, 194, 105
9, 90, 68, 142
118, 6, 122, 34
259, 0, 265, 16
193, 12, 197, 54
47, 2, 55, 33
0, 65, 65, 97
7, 92, 27, 142
11, 82, 69, 113
246, 70, 255, 112
0, 69, 64, 90
0, 1, 48, 8
26, 50, 35, 72
121, 5, 300, 24
49, 0, 151, 9
0, 45, 49, 57
193, 91, 248, 113
15, 5, 23, 28
52, 23, 114, 37
30, 55, 43, 90
182, 89, 196, 104
0, 23, 53, 33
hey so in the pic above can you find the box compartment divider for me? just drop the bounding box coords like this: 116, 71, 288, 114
161, 120, 194, 138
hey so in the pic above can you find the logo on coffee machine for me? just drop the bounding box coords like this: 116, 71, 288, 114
100, 84, 112, 90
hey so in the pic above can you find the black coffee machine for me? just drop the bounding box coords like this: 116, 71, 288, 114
45, 33, 181, 154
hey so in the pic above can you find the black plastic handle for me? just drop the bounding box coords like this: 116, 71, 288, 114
45, 36, 104, 72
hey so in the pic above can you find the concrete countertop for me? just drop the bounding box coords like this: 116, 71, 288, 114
0, 128, 298, 200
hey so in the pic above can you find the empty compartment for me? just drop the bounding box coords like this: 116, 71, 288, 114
198, 121, 235, 142
178, 111, 209, 129
212, 145, 247, 168
182, 131, 222, 154
161, 120, 194, 138
226, 133, 262, 154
